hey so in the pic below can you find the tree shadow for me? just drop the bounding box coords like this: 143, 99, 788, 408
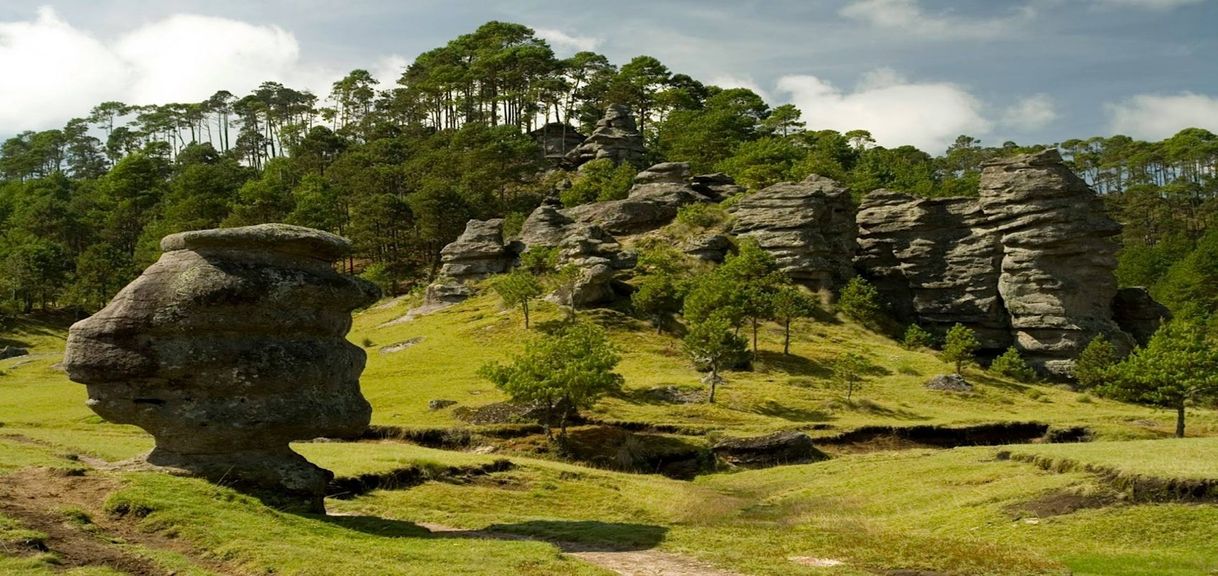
317, 513, 433, 538
967, 370, 1033, 393
753, 400, 835, 423
754, 350, 832, 378
483, 520, 668, 551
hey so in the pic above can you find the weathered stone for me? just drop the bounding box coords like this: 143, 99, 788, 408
564, 104, 645, 168
855, 150, 1154, 378
529, 122, 586, 161
561, 162, 711, 235
691, 172, 744, 202
423, 281, 472, 305
428, 399, 457, 411
519, 197, 575, 250
62, 224, 379, 511
1112, 286, 1171, 346
730, 174, 857, 292
437, 219, 513, 282
925, 373, 973, 392
557, 224, 637, 306
683, 234, 733, 263
712, 431, 828, 468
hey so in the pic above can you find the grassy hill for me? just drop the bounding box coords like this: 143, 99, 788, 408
1, 296, 1216, 575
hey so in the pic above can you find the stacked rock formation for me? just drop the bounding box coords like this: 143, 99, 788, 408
564, 104, 646, 168
519, 197, 575, 249
729, 174, 857, 293
556, 224, 638, 306
563, 162, 712, 235
856, 150, 1143, 376
426, 219, 516, 304
63, 224, 379, 511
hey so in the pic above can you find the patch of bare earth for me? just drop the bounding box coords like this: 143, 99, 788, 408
0, 467, 234, 575
418, 522, 745, 576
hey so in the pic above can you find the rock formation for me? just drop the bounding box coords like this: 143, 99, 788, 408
519, 197, 575, 249
426, 219, 516, 304
1112, 286, 1170, 346
856, 150, 1146, 377
556, 224, 637, 306
564, 104, 645, 168
683, 234, 733, 263
690, 172, 745, 202
62, 224, 379, 511
529, 122, 586, 162
563, 162, 712, 235
729, 174, 857, 293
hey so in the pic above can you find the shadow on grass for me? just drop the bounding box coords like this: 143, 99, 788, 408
967, 370, 1033, 393
318, 514, 432, 538
755, 350, 832, 379
484, 520, 668, 551
754, 400, 835, 423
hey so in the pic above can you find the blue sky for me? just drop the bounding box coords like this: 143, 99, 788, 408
1, 0, 1216, 153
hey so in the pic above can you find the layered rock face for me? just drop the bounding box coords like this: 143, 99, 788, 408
519, 197, 575, 249
729, 174, 857, 293
557, 224, 637, 306
63, 224, 379, 511
856, 150, 1143, 376
427, 219, 516, 304
562, 162, 712, 235
564, 104, 645, 168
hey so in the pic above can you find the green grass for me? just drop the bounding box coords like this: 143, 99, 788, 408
1008, 437, 1218, 480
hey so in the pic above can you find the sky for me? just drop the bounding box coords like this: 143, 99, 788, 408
1, 0, 1216, 154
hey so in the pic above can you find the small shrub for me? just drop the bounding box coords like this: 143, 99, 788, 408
902, 324, 936, 349
676, 203, 729, 230
361, 337, 375, 348
358, 262, 394, 296
941, 323, 980, 374
560, 158, 636, 206
990, 346, 1037, 382
502, 211, 526, 239
1072, 337, 1117, 390
519, 246, 558, 275
837, 277, 883, 326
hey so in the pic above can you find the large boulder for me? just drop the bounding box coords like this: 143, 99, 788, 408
529, 122, 586, 162
62, 224, 379, 512
712, 431, 828, 469
562, 162, 712, 235
564, 104, 645, 168
855, 150, 1152, 378
1112, 286, 1171, 346
425, 219, 516, 305
729, 174, 857, 293
519, 197, 575, 250
557, 224, 637, 306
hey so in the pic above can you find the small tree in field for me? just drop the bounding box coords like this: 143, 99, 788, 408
831, 352, 875, 400
479, 322, 623, 441
942, 323, 979, 374
683, 313, 748, 403
990, 346, 1037, 382
549, 264, 582, 322
1099, 321, 1218, 438
902, 324, 936, 350
491, 268, 544, 329
838, 277, 883, 327
1072, 337, 1118, 390
770, 285, 817, 355
720, 238, 783, 358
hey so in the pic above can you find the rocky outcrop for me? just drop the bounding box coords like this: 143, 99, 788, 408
529, 122, 586, 161
856, 150, 1151, 377
855, 191, 1010, 349
519, 197, 575, 249
564, 104, 645, 168
562, 162, 712, 235
62, 224, 378, 512
925, 373, 973, 393
426, 219, 516, 304
557, 224, 637, 306
683, 234, 733, 263
729, 174, 857, 293
1112, 287, 1170, 346
690, 173, 744, 202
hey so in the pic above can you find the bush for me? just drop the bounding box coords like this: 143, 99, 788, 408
358, 262, 394, 296
502, 211, 526, 239
675, 203, 729, 230
942, 323, 980, 374
560, 158, 636, 207
837, 277, 883, 326
990, 346, 1037, 382
1072, 337, 1117, 390
519, 246, 558, 275
902, 324, 936, 349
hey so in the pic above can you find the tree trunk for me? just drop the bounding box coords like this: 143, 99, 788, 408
783, 319, 791, 355
751, 318, 759, 359
1176, 403, 1186, 438
708, 367, 718, 404
522, 301, 530, 329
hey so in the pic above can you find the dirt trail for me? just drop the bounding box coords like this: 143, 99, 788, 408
419, 522, 745, 576
0, 467, 233, 575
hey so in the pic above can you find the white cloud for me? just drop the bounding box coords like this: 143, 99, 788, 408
1092, 0, 1204, 9
533, 27, 601, 53
0, 7, 397, 132
1106, 92, 1218, 140
840, 0, 1035, 39
775, 71, 991, 154
370, 54, 411, 88
1001, 94, 1058, 131
709, 75, 771, 103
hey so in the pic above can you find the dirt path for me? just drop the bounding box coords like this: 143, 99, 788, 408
0, 467, 233, 575
418, 522, 745, 576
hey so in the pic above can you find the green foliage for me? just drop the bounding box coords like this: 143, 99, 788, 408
479, 322, 623, 439
902, 324, 937, 350
359, 262, 395, 296
675, 203, 729, 230
990, 347, 1037, 382
1073, 337, 1119, 390
519, 246, 558, 275
942, 323, 980, 374
770, 285, 817, 355
489, 268, 544, 329
837, 277, 883, 327
682, 313, 748, 402
656, 87, 769, 173
831, 352, 875, 400
1099, 321, 1218, 437
560, 158, 636, 207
